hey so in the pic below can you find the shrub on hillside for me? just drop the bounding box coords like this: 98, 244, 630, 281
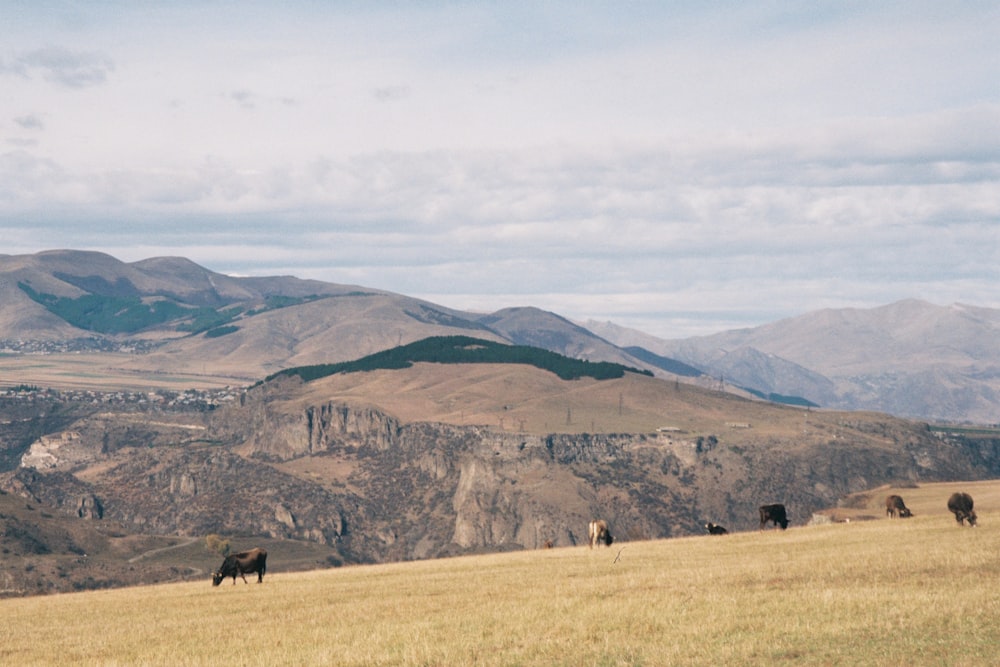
204, 534, 230, 557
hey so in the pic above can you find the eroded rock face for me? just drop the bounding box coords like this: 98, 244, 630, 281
4, 394, 1000, 565
304, 404, 399, 454
211, 385, 401, 460
76, 494, 103, 519
21, 432, 80, 470
452, 457, 511, 547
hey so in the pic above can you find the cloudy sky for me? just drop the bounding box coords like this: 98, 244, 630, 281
2, 2, 998, 337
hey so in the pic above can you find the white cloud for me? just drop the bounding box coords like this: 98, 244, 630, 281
13, 113, 45, 130
0, 2, 998, 336
2, 47, 114, 88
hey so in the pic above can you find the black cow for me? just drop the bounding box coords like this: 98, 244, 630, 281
947, 492, 977, 527
212, 547, 268, 586
885, 494, 913, 519
705, 522, 728, 535
759, 503, 789, 530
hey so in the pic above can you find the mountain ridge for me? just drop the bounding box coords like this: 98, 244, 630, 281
0, 249, 690, 387
590, 300, 1000, 423
4, 249, 999, 421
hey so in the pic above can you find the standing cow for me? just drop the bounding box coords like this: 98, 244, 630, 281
212, 547, 268, 586
947, 492, 977, 526
705, 522, 728, 535
759, 503, 789, 530
885, 494, 913, 519
588, 520, 613, 548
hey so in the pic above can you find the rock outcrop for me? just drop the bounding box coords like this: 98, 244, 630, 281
4, 389, 1000, 565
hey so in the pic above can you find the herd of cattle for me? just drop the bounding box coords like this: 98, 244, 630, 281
697, 491, 980, 537
880, 491, 978, 526
587, 491, 978, 552
212, 494, 980, 585
875, 491, 977, 525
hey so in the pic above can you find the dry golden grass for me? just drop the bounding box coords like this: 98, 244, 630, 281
0, 352, 248, 390
288, 362, 872, 442
825, 479, 1000, 523
3, 493, 999, 666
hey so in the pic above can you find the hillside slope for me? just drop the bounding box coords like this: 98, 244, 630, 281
4, 361, 1000, 576
0, 250, 677, 385
596, 300, 1000, 422
4, 250, 999, 421
5, 503, 1000, 663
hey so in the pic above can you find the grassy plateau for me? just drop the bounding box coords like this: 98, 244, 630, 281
1, 482, 998, 667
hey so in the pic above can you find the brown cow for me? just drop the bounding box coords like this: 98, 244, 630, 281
705, 522, 728, 535
759, 503, 789, 530
947, 492, 977, 526
588, 520, 613, 548
885, 494, 913, 518
212, 547, 268, 586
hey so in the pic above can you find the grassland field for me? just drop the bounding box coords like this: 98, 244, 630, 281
0, 352, 250, 391
2, 480, 998, 666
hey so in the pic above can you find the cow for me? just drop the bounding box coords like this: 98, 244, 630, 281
885, 494, 913, 519
947, 492, 977, 527
588, 520, 613, 548
705, 522, 728, 535
212, 547, 268, 586
759, 503, 789, 530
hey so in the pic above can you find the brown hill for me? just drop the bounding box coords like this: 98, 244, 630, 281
290, 362, 805, 437
596, 300, 1000, 422
0, 250, 671, 388
5, 250, 999, 422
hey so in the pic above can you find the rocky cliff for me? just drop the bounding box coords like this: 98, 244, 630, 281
5, 378, 998, 569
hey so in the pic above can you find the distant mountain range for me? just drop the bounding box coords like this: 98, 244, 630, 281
588, 300, 1000, 423
0, 250, 658, 383
2, 249, 998, 422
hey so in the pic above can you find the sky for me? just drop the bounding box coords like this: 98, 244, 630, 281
2, 1, 998, 338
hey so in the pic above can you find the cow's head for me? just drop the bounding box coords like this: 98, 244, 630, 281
212, 571, 225, 586
968, 511, 978, 527
899, 508, 913, 518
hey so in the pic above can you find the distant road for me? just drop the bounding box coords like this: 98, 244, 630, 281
128, 536, 202, 564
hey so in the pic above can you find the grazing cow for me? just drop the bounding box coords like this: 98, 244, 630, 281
588, 520, 613, 548
705, 522, 728, 535
212, 547, 268, 586
947, 492, 977, 527
885, 494, 913, 519
759, 503, 789, 530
